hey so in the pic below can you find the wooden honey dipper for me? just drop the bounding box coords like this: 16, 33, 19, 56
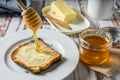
16, 0, 46, 53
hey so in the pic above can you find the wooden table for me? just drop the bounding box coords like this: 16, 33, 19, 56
0, 0, 120, 80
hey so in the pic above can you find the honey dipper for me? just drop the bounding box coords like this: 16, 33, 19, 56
16, 0, 46, 53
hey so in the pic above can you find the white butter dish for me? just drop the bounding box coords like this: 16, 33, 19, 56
42, 6, 90, 35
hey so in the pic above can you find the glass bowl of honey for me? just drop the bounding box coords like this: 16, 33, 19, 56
79, 28, 112, 65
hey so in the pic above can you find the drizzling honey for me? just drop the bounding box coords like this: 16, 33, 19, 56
22, 8, 47, 53
33, 30, 46, 53
16, 0, 46, 53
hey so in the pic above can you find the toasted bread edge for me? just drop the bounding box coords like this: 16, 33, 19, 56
11, 39, 62, 73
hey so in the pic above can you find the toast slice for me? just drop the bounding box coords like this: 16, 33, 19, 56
11, 38, 62, 73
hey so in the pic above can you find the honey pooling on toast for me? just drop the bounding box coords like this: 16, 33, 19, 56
16, 0, 47, 53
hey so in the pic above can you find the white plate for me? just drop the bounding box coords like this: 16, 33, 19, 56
42, 6, 90, 35
0, 29, 79, 80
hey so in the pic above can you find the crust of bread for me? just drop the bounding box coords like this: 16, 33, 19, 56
11, 39, 61, 73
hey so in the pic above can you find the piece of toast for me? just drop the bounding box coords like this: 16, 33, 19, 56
11, 38, 62, 73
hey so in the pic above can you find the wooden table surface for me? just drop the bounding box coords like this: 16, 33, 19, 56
0, 0, 120, 80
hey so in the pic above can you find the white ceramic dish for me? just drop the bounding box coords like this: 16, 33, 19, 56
42, 6, 90, 35
0, 29, 79, 80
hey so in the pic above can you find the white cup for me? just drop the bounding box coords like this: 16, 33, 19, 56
87, 0, 119, 20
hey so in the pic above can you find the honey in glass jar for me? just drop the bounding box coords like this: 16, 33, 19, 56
79, 29, 112, 65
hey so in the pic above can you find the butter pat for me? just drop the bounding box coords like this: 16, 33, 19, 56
51, 0, 77, 23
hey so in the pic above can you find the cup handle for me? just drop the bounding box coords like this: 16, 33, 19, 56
114, 5, 120, 12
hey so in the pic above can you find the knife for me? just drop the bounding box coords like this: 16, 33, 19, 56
43, 13, 72, 30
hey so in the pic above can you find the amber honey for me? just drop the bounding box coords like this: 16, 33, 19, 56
22, 8, 47, 53
80, 34, 112, 65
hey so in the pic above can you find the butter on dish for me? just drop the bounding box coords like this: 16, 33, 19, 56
51, 0, 77, 23
42, 0, 90, 34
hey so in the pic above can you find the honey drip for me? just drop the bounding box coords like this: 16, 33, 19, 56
22, 8, 47, 53
33, 30, 46, 53
16, 0, 47, 53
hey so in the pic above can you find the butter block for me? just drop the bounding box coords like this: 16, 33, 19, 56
51, 0, 77, 23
